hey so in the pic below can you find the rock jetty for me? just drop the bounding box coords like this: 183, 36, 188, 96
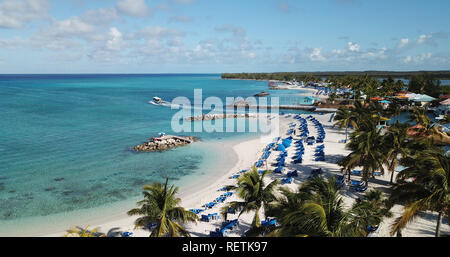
133, 135, 197, 152
185, 113, 277, 121
185, 113, 257, 121
254, 91, 270, 97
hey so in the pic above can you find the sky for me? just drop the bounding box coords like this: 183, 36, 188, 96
0, 0, 449, 73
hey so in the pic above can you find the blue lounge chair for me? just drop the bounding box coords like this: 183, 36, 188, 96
201, 214, 211, 222
274, 166, 283, 173
315, 156, 325, 161
367, 225, 379, 232
351, 170, 362, 176
355, 185, 367, 192
293, 158, 303, 164
281, 177, 293, 184
122, 232, 133, 237
227, 208, 236, 214
261, 218, 278, 227
287, 170, 298, 177
311, 168, 323, 175
350, 180, 363, 187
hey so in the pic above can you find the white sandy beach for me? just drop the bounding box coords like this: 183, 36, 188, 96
42, 112, 449, 237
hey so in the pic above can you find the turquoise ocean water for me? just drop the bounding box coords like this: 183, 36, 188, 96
0, 74, 312, 235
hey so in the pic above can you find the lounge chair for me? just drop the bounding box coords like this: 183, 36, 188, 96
287, 170, 299, 177
350, 180, 363, 187
201, 214, 211, 222
292, 158, 303, 164
281, 177, 293, 184
122, 232, 134, 237
261, 218, 278, 227
351, 170, 362, 176
367, 225, 379, 232
311, 168, 323, 175
274, 166, 283, 173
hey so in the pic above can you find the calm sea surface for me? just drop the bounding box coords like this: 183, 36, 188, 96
0, 74, 312, 231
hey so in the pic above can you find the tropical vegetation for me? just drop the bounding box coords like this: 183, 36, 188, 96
127, 178, 198, 237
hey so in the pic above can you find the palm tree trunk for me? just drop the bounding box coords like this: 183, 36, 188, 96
345, 126, 348, 142
390, 168, 395, 184
435, 211, 443, 237
252, 208, 261, 229
363, 168, 369, 187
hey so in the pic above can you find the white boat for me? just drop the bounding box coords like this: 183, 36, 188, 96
148, 97, 186, 109
149, 96, 163, 105
149, 96, 175, 107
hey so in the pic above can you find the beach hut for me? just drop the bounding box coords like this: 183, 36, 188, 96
303, 96, 317, 105
407, 93, 436, 106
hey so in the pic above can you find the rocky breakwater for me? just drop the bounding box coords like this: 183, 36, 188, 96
185, 113, 258, 121
133, 135, 197, 152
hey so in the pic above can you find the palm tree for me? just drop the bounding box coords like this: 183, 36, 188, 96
390, 146, 449, 237
350, 190, 392, 236
127, 178, 198, 237
266, 177, 390, 237
265, 177, 347, 237
408, 107, 431, 129
221, 167, 279, 236
339, 117, 386, 186
64, 225, 104, 237
383, 122, 410, 184
333, 106, 358, 142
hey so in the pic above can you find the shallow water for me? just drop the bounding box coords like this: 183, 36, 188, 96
0, 74, 313, 231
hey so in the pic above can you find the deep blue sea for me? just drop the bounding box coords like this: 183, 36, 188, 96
0, 74, 312, 234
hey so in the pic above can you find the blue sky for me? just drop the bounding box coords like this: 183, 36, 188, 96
0, 0, 449, 73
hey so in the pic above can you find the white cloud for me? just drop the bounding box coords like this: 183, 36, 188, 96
0, 0, 49, 29
129, 26, 185, 40
82, 7, 120, 26
417, 34, 438, 46
116, 0, 151, 17
47, 17, 96, 38
215, 25, 246, 38
310, 48, 326, 61
106, 27, 125, 51
398, 38, 409, 48
418, 34, 430, 44
403, 53, 432, 63
347, 42, 360, 52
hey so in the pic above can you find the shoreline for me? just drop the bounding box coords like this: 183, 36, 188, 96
0, 137, 242, 237
36, 133, 268, 237
4, 112, 448, 237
